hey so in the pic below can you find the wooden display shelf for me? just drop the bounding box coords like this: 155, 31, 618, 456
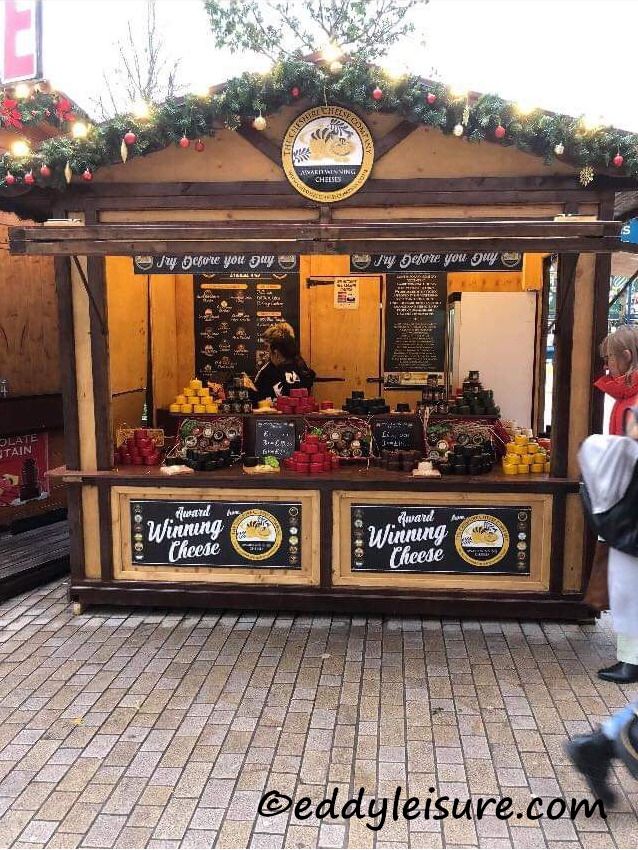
50, 463, 578, 494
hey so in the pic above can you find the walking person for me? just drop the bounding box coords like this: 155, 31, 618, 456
566, 405, 638, 805
590, 326, 638, 683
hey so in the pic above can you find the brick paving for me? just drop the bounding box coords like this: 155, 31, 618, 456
0, 580, 636, 848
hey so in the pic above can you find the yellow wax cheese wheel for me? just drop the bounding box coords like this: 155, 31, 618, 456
515, 435, 529, 446
517, 465, 529, 474
175, 395, 187, 405
505, 455, 518, 465
184, 388, 196, 398
527, 444, 538, 454
180, 404, 193, 413
258, 399, 272, 409
545, 462, 551, 473
520, 454, 533, 464
193, 404, 206, 413
503, 465, 518, 475
506, 442, 517, 451
513, 445, 526, 455
533, 453, 546, 463
169, 404, 180, 413
199, 389, 210, 398
190, 379, 203, 390
205, 405, 218, 414
531, 463, 544, 473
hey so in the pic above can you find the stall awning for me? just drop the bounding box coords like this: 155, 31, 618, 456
8, 219, 637, 256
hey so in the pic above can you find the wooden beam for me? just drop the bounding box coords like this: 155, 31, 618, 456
86, 255, 113, 470
550, 254, 579, 478
374, 121, 417, 160
235, 124, 282, 167
54, 256, 81, 469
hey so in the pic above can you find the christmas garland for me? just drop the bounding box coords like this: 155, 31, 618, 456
1, 57, 637, 190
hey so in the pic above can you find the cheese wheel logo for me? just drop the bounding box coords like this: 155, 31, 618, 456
282, 107, 374, 203
455, 514, 510, 567
231, 509, 283, 561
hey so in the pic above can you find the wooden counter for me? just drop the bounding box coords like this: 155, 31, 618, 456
52, 464, 588, 621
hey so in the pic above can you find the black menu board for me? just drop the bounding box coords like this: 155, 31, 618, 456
351, 504, 531, 575
384, 272, 447, 376
130, 499, 302, 569
371, 415, 421, 452
194, 266, 300, 382
254, 419, 298, 459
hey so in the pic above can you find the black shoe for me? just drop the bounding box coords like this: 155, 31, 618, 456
598, 662, 638, 684
564, 730, 617, 807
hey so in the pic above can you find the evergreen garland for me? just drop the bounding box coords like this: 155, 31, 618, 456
1, 57, 636, 189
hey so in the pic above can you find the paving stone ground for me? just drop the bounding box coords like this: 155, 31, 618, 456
0, 580, 636, 849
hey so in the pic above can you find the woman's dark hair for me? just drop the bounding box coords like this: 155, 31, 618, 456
270, 334, 299, 361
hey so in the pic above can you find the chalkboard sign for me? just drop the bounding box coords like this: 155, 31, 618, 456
194, 271, 300, 382
254, 419, 297, 459
130, 499, 302, 569
351, 504, 531, 575
371, 415, 421, 453
384, 272, 447, 376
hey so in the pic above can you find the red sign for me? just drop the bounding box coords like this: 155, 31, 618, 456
0, 432, 49, 507
3, 0, 41, 83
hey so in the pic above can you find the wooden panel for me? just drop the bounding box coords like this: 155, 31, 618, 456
81, 484, 101, 579
332, 489, 553, 592
110, 485, 320, 586
100, 209, 320, 222
0, 213, 59, 396
447, 271, 524, 293
175, 275, 195, 389
563, 493, 585, 593
568, 255, 596, 477
332, 206, 567, 221
306, 258, 382, 403
150, 275, 178, 413
106, 257, 148, 396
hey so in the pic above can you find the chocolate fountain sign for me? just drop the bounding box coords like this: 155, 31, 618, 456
282, 107, 374, 203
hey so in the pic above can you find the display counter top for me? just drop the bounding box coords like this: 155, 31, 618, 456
50, 464, 579, 494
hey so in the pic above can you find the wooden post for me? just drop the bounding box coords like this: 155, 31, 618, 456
550, 253, 578, 478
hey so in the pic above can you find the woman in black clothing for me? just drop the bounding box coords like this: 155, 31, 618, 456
254, 332, 315, 401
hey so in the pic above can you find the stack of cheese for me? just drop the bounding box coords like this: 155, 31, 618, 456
169, 379, 221, 415
503, 434, 551, 475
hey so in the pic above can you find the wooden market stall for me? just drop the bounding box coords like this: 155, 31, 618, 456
7, 64, 638, 619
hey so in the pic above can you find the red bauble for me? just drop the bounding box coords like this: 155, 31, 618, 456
195, 140, 205, 152
426, 92, 437, 105
39, 164, 51, 178
124, 130, 137, 145
179, 135, 190, 149
613, 153, 624, 168
291, 86, 300, 98
372, 86, 383, 101
494, 124, 506, 139
24, 171, 34, 185
5, 173, 16, 185
82, 168, 93, 181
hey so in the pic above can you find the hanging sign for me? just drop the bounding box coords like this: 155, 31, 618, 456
133, 254, 298, 275
334, 277, 359, 309
351, 253, 523, 273
282, 106, 374, 203
0, 432, 49, 507
130, 499, 302, 568
351, 504, 531, 575
2, 0, 42, 83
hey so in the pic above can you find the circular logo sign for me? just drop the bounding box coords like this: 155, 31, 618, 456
230, 509, 283, 561
282, 107, 374, 203
454, 514, 510, 568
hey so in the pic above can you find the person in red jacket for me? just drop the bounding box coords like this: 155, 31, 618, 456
594, 325, 638, 683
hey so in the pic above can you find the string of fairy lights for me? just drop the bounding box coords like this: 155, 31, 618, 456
1, 48, 637, 189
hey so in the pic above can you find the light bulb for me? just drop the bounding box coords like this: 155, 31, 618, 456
132, 100, 151, 120
516, 101, 536, 115
10, 139, 30, 157
322, 41, 342, 63
14, 82, 29, 99
71, 121, 89, 139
